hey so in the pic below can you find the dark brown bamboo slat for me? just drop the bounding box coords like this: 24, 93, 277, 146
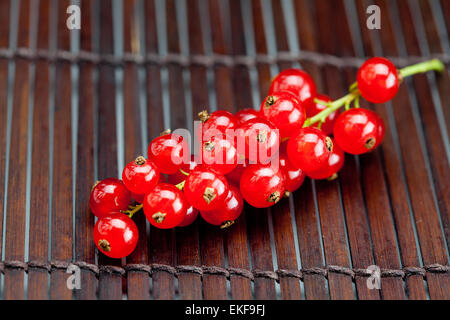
230, 0, 276, 300
122, 0, 150, 300
371, 0, 448, 300
49, 0, 73, 300
329, 0, 404, 300
27, 0, 51, 300
394, 0, 449, 299
173, 0, 205, 300
292, 0, 330, 300
3, 0, 30, 300
147, 0, 179, 300
404, 0, 450, 248
302, 0, 355, 300
0, 0, 10, 275
73, 0, 98, 300
354, 0, 428, 300
96, 0, 122, 300
257, 0, 302, 300
144, 0, 165, 141
208, 0, 253, 300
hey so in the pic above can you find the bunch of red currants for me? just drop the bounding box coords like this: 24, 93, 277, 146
88, 57, 444, 258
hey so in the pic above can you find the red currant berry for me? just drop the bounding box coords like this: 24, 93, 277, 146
94, 213, 139, 258
357, 57, 399, 103
198, 110, 238, 141
235, 108, 260, 125
132, 192, 145, 204
184, 167, 229, 211
287, 127, 333, 172
279, 152, 305, 193
225, 158, 249, 186
306, 94, 340, 135
167, 155, 199, 185
143, 183, 189, 229
269, 69, 317, 107
122, 156, 160, 195
200, 184, 243, 228
178, 205, 199, 227
89, 178, 132, 218
306, 140, 345, 180
148, 133, 189, 174
333, 108, 384, 155
259, 91, 306, 140
235, 117, 280, 164
200, 136, 238, 175
240, 164, 285, 208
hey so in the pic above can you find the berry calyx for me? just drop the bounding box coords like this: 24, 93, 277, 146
200, 136, 238, 175
148, 133, 189, 174
143, 183, 189, 229
93, 213, 139, 258
269, 68, 317, 107
122, 156, 160, 195
259, 91, 306, 139
305, 139, 345, 180
333, 108, 385, 155
306, 94, 340, 135
356, 57, 399, 104
235, 117, 280, 164
184, 167, 229, 211
89, 178, 132, 218
200, 184, 243, 228
287, 127, 333, 172
240, 164, 285, 208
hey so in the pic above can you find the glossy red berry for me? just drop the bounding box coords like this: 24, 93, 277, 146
178, 206, 199, 227
148, 133, 189, 174
122, 156, 160, 195
306, 140, 345, 180
94, 213, 139, 259
333, 108, 385, 155
235, 117, 280, 164
198, 110, 238, 141
143, 183, 189, 229
357, 57, 399, 103
200, 136, 238, 175
235, 108, 260, 125
287, 127, 333, 172
269, 69, 317, 107
167, 155, 199, 185
184, 167, 229, 211
240, 164, 285, 208
260, 91, 306, 139
89, 178, 132, 218
200, 184, 243, 227
279, 152, 305, 193
306, 94, 340, 135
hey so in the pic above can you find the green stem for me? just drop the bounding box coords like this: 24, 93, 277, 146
123, 204, 143, 219
305, 91, 359, 127
398, 58, 444, 78
304, 59, 445, 127
179, 168, 189, 176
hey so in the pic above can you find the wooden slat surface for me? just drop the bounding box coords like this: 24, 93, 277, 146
0, 0, 448, 300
